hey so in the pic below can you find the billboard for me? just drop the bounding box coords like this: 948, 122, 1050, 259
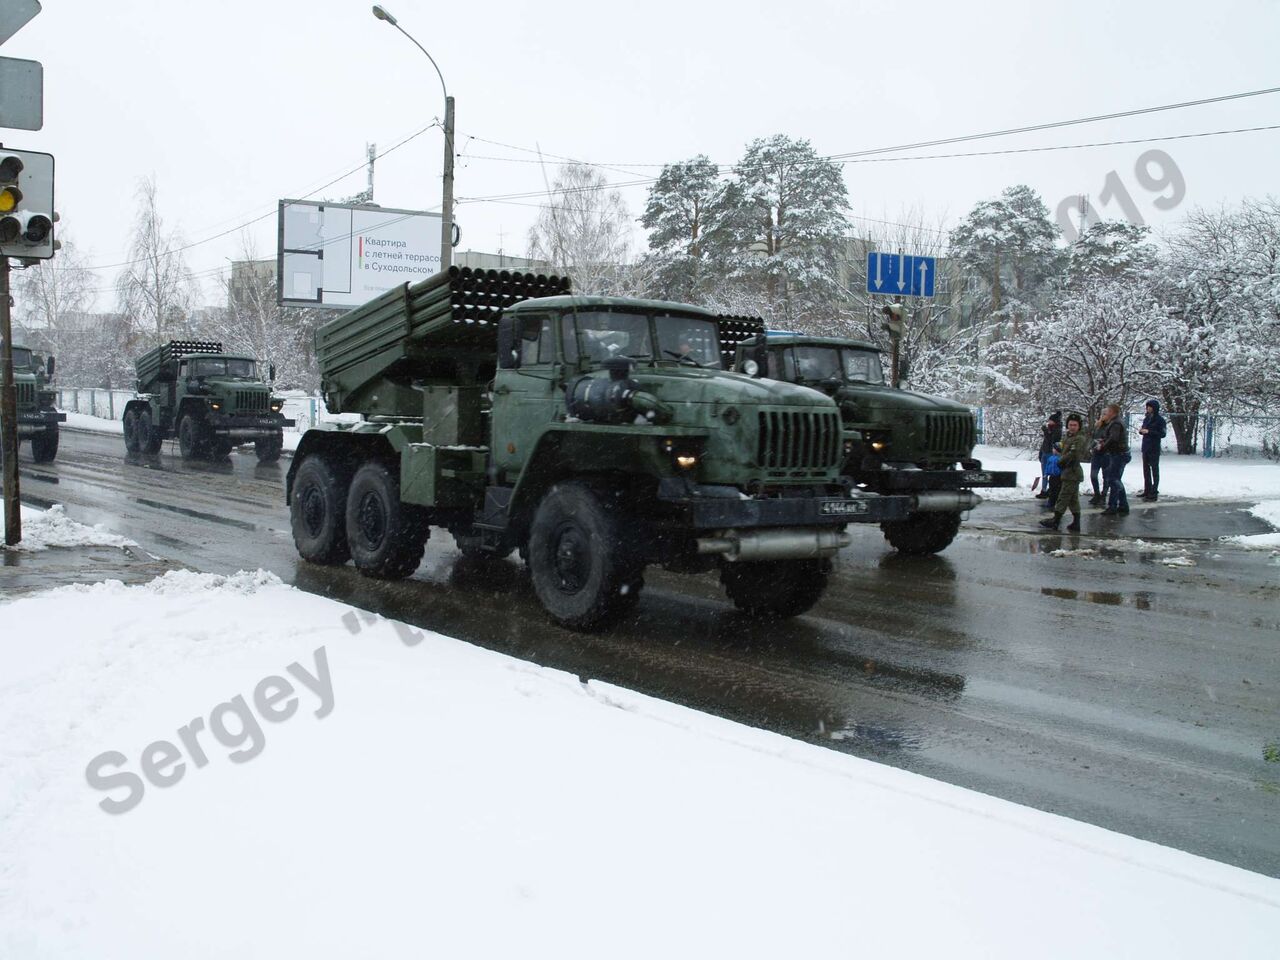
277, 199, 442, 308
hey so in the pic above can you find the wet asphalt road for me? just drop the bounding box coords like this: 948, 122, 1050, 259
11, 429, 1280, 877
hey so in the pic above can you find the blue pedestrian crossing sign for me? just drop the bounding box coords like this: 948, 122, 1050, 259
866, 251, 936, 298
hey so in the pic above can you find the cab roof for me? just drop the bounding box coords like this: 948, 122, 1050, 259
762, 332, 881, 353
505, 295, 719, 319
184, 353, 257, 363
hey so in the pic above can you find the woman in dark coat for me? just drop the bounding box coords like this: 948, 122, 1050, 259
1036, 410, 1062, 499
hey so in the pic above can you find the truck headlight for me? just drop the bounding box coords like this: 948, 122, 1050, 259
662, 437, 701, 471
675, 454, 698, 470
270, 400, 283, 412
862, 430, 888, 453
210, 400, 222, 411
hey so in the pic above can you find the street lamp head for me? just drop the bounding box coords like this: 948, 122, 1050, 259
371, 5, 398, 25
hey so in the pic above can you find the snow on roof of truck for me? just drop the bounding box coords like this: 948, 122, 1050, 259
505, 295, 719, 318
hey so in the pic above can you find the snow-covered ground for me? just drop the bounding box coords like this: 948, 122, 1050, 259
0, 500, 135, 553
1230, 501, 1280, 548
1, 570, 1276, 958
974, 444, 1280, 502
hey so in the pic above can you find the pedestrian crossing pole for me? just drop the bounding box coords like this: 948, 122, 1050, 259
1, 255, 21, 544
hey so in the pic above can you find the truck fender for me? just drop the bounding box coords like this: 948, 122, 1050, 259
507, 430, 653, 533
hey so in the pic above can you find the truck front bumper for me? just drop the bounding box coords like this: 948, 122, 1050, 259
206, 412, 295, 439
16, 409, 66, 437
869, 464, 1017, 491
656, 479, 914, 529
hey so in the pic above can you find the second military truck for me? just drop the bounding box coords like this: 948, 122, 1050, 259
287, 267, 911, 630
3, 342, 64, 463
734, 333, 1015, 554
122, 340, 293, 462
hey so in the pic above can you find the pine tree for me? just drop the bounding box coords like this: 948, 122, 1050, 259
638, 155, 720, 302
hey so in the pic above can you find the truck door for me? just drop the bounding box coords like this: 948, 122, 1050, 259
491, 312, 560, 477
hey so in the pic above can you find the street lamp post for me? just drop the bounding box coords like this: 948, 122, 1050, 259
371, 5, 455, 271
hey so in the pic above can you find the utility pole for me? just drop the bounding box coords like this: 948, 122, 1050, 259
1, 255, 19, 544
441, 95, 454, 270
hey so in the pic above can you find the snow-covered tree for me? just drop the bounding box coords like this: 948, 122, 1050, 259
639, 155, 719, 302
527, 164, 633, 295
700, 135, 849, 325
948, 185, 1063, 331
1068, 220, 1157, 283
15, 236, 96, 378
115, 176, 198, 345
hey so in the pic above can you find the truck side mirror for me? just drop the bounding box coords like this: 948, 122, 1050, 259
269, 363, 276, 382
45, 355, 55, 379
497, 316, 520, 369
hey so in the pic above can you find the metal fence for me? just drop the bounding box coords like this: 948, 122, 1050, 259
56, 388, 335, 435
974, 405, 1280, 460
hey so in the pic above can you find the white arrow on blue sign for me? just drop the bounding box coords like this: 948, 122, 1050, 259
866, 251, 936, 298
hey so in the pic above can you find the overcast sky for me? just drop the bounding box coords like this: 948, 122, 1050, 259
9, 0, 1280, 309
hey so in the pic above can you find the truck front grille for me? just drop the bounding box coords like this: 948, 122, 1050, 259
757, 410, 841, 470
234, 391, 268, 413
925, 413, 975, 456
16, 382, 35, 407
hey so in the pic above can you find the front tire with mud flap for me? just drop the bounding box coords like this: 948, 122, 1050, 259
720, 557, 830, 619
139, 410, 162, 453
880, 511, 962, 555
177, 413, 207, 461
345, 461, 428, 579
291, 454, 351, 565
527, 481, 643, 631
255, 433, 283, 464
30, 425, 59, 463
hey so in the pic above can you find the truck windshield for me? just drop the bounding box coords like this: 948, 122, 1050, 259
190, 358, 257, 379
654, 315, 722, 369
574, 312, 654, 363
779, 346, 884, 385
11, 347, 32, 370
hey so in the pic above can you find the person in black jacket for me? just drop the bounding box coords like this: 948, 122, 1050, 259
1135, 398, 1167, 501
1088, 414, 1108, 507
1099, 403, 1130, 516
1036, 410, 1062, 499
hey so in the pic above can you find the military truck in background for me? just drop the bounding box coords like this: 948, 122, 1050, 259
286, 267, 913, 630
733, 333, 1015, 555
122, 340, 294, 463
2, 343, 64, 463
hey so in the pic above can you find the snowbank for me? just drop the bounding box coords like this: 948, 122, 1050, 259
1, 571, 1276, 958
974, 444, 1280, 502
0, 501, 135, 553
1228, 501, 1280, 548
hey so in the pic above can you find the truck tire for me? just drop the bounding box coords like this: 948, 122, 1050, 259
255, 433, 283, 464
291, 455, 352, 565
178, 414, 206, 460
30, 425, 59, 463
123, 409, 141, 454
345, 461, 428, 579
527, 480, 643, 631
720, 558, 830, 619
210, 439, 233, 461
139, 410, 163, 454
881, 511, 962, 555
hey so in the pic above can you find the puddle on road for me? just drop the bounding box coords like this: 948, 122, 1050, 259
1041, 587, 1154, 610
824, 719, 925, 752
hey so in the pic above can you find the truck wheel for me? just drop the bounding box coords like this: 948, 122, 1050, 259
30, 425, 59, 463
210, 439, 233, 461
345, 461, 428, 579
527, 481, 643, 631
720, 558, 830, 619
139, 410, 163, 454
255, 434, 283, 464
123, 410, 141, 454
881, 511, 962, 555
177, 414, 206, 460
291, 455, 351, 565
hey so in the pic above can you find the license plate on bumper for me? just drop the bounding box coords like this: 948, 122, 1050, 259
820, 499, 870, 516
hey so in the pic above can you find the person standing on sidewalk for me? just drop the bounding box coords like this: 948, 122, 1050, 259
1099, 403, 1130, 516
1136, 399, 1167, 501
1089, 414, 1109, 506
1036, 410, 1062, 499
1041, 413, 1088, 532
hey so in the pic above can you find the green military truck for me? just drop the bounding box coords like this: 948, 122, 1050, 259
3, 343, 64, 463
286, 267, 913, 630
122, 340, 294, 462
733, 333, 1015, 555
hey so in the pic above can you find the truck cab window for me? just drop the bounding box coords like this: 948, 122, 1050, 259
518, 315, 554, 366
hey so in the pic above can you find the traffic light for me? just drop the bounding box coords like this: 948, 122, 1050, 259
880, 302, 905, 339
0, 148, 54, 259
